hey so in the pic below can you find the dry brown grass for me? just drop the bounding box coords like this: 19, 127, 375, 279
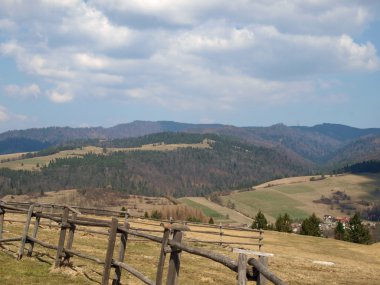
1, 209, 379, 285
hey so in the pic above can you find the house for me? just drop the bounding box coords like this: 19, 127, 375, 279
323, 214, 335, 223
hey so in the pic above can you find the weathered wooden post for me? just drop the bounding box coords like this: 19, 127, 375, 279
219, 222, 223, 246
17, 204, 35, 260
102, 217, 118, 285
166, 224, 189, 285
259, 230, 263, 251
156, 227, 170, 285
112, 214, 129, 285
63, 212, 77, 265
257, 256, 268, 285
27, 209, 41, 257
49, 206, 53, 229
55, 207, 69, 268
0, 206, 4, 240
237, 253, 247, 285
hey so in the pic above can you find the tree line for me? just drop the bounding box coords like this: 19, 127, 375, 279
251, 210, 371, 244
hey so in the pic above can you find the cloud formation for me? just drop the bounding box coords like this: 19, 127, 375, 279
0, 0, 379, 129
4, 84, 40, 98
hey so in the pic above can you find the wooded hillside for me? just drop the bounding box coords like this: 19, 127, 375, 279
0, 133, 309, 197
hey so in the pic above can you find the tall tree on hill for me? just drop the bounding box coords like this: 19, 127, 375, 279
345, 213, 371, 244
334, 221, 345, 240
251, 210, 268, 230
300, 213, 321, 237
275, 213, 293, 233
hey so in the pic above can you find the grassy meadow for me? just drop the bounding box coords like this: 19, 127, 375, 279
179, 198, 225, 218
1, 210, 380, 285
221, 174, 380, 222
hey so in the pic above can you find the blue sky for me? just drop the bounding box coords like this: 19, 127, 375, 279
0, 0, 379, 132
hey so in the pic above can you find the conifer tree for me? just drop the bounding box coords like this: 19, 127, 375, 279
334, 221, 345, 240
300, 213, 321, 237
251, 210, 268, 230
346, 213, 371, 244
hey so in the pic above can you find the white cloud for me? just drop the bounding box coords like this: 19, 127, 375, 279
74, 53, 109, 69
48, 90, 73, 103
4, 84, 41, 98
0, 106, 10, 123
0, 105, 28, 124
55, 1, 136, 50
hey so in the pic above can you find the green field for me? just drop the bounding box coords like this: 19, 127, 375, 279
223, 191, 310, 221
180, 198, 224, 218
222, 174, 380, 222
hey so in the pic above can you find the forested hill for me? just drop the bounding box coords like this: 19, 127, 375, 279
0, 133, 311, 197
1, 121, 380, 167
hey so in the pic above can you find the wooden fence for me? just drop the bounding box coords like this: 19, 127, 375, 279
2, 201, 264, 249
0, 201, 287, 285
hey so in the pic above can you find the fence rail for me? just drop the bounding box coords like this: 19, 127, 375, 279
0, 201, 287, 285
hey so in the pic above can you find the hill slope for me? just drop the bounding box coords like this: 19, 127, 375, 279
0, 133, 311, 197
220, 174, 380, 222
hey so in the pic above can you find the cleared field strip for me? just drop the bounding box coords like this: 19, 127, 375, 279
0, 140, 211, 171
183, 197, 253, 225
179, 198, 224, 218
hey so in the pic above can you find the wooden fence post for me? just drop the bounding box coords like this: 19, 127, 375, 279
112, 215, 129, 285
102, 217, 118, 285
237, 253, 247, 285
166, 229, 183, 285
219, 223, 223, 245
0, 207, 4, 240
17, 204, 35, 260
156, 228, 170, 285
63, 212, 77, 265
27, 210, 41, 257
55, 207, 69, 268
49, 206, 53, 229
257, 256, 268, 285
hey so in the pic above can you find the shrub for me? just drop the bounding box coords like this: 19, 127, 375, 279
151, 210, 162, 220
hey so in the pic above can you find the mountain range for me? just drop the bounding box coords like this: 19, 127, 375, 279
1, 121, 379, 168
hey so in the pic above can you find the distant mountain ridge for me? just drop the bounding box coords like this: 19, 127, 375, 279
1, 121, 379, 167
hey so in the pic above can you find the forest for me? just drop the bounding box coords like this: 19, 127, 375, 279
0, 133, 308, 197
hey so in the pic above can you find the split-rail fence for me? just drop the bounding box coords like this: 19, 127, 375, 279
0, 201, 287, 285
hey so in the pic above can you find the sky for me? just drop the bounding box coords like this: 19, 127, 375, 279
0, 0, 379, 132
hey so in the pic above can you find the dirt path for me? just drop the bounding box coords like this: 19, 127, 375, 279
186, 197, 253, 225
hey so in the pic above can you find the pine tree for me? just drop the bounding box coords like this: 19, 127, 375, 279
251, 210, 268, 230
208, 217, 215, 224
282, 213, 293, 233
275, 213, 293, 232
275, 214, 284, 231
345, 213, 371, 244
300, 213, 321, 237
334, 221, 345, 240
